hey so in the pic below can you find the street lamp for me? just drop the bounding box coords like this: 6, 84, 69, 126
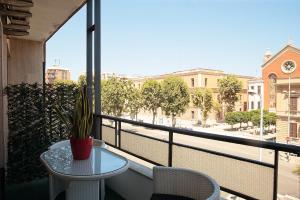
248, 81, 264, 161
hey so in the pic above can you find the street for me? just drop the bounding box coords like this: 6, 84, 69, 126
120, 123, 300, 198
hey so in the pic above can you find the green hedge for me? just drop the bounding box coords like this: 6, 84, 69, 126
5, 83, 79, 184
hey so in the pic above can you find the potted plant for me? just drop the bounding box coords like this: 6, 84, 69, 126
55, 86, 93, 160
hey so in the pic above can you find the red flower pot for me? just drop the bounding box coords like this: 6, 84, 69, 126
70, 137, 93, 160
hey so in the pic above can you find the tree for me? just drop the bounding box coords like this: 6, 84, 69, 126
101, 77, 129, 116
225, 112, 236, 129
265, 112, 277, 130
234, 112, 244, 129
141, 79, 162, 124
53, 79, 77, 86
213, 100, 222, 122
78, 74, 87, 87
126, 82, 142, 120
217, 75, 242, 112
161, 76, 190, 127
243, 111, 252, 127
193, 88, 213, 127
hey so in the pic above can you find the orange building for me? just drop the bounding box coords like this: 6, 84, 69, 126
262, 44, 300, 141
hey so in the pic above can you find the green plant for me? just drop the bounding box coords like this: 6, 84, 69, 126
55, 86, 93, 139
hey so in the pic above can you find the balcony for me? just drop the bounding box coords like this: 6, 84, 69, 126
3, 112, 300, 200
276, 110, 300, 117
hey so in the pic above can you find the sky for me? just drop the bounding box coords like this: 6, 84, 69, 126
46, 0, 300, 81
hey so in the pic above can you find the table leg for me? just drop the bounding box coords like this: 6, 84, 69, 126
100, 179, 105, 200
66, 180, 99, 200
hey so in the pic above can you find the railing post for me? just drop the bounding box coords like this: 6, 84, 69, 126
273, 150, 279, 200
118, 121, 121, 149
115, 120, 118, 147
168, 131, 173, 167
99, 116, 102, 140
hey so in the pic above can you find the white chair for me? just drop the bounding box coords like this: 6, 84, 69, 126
152, 166, 220, 200
48, 139, 106, 200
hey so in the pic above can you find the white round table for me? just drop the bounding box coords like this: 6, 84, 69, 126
40, 145, 129, 200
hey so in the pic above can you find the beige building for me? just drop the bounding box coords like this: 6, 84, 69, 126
132, 68, 256, 124
45, 65, 71, 84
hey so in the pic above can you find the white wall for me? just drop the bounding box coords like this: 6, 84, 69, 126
248, 81, 263, 111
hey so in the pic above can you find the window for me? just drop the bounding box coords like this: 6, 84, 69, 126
269, 73, 277, 108
290, 123, 298, 138
191, 78, 195, 87
258, 101, 261, 109
290, 97, 297, 112
204, 78, 208, 87
243, 102, 247, 111
257, 86, 261, 95
251, 86, 254, 90
191, 111, 195, 119
251, 101, 254, 109
239, 95, 242, 101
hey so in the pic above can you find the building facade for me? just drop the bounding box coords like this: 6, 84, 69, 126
45, 65, 71, 84
132, 68, 255, 125
247, 79, 264, 111
261, 44, 300, 142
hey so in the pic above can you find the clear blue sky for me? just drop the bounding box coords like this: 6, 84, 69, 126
46, 0, 300, 80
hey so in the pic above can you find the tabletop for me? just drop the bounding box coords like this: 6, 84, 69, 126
40, 145, 129, 180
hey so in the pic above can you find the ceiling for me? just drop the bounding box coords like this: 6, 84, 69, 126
9, 0, 86, 42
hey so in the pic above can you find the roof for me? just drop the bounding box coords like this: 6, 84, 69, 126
47, 65, 70, 71
261, 44, 300, 69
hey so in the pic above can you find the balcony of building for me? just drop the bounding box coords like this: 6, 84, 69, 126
0, 1, 300, 200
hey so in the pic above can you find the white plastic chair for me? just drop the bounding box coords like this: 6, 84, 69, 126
48, 139, 106, 200
152, 166, 220, 200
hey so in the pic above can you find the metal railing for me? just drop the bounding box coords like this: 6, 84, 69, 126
97, 114, 300, 200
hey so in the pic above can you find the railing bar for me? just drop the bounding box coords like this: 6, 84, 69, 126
99, 116, 102, 140
221, 187, 258, 200
118, 121, 121, 149
121, 129, 169, 143
99, 114, 300, 154
173, 142, 274, 168
168, 131, 173, 167
114, 120, 118, 147
273, 150, 279, 200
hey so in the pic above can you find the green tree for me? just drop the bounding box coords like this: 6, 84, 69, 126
225, 112, 236, 129
78, 74, 87, 87
101, 77, 129, 116
53, 79, 77, 86
126, 82, 142, 120
193, 88, 213, 127
141, 79, 162, 124
213, 100, 222, 122
161, 76, 190, 127
265, 112, 277, 130
217, 75, 242, 112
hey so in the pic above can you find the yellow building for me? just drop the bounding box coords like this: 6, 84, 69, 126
132, 68, 255, 124
45, 65, 71, 84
